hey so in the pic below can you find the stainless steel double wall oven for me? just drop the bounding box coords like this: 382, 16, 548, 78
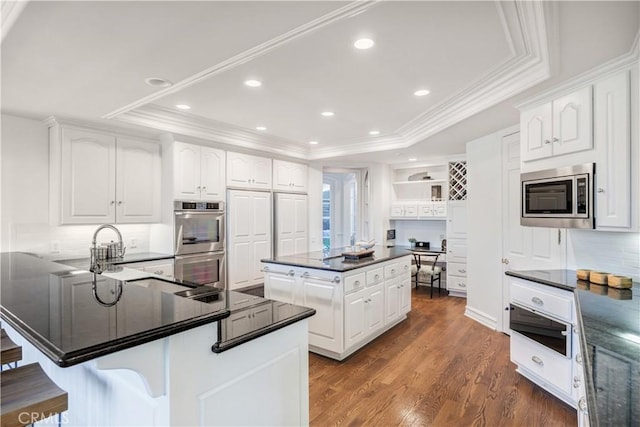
174, 200, 226, 289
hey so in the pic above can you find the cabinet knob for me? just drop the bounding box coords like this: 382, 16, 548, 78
531, 296, 544, 306
154, 270, 163, 275
374, 274, 380, 280
196, 186, 201, 191
552, 137, 559, 142
459, 283, 466, 288
355, 280, 360, 286
459, 269, 466, 273
575, 352, 583, 365
578, 398, 587, 413
573, 376, 581, 388
597, 188, 605, 193
544, 139, 551, 144
202, 186, 206, 191
110, 201, 115, 205
117, 201, 123, 206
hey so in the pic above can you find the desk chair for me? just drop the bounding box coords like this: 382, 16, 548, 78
411, 253, 443, 298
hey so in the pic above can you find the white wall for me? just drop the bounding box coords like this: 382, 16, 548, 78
307, 162, 323, 252
1, 114, 152, 259
567, 230, 640, 281
392, 220, 446, 249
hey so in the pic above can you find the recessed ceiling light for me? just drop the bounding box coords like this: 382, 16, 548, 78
369, 130, 380, 136
309, 140, 319, 145
321, 111, 335, 117
354, 38, 375, 50
414, 89, 430, 97
175, 104, 191, 110
256, 126, 267, 131
408, 158, 417, 162
144, 77, 172, 88
244, 79, 262, 88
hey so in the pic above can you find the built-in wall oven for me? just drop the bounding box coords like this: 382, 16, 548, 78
174, 200, 226, 289
509, 303, 571, 358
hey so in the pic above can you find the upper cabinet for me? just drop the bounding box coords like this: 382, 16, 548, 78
51, 125, 161, 225
226, 151, 272, 190
174, 142, 225, 201
273, 160, 308, 193
520, 86, 593, 162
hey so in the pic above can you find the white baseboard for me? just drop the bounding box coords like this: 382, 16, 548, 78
464, 306, 497, 330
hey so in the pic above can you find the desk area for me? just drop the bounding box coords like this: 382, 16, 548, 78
408, 247, 447, 297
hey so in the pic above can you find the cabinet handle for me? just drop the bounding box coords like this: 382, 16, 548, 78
117, 201, 123, 205
154, 270, 163, 275
597, 188, 605, 193
531, 296, 544, 306
391, 269, 396, 274
261, 267, 295, 277
458, 283, 466, 288
573, 376, 581, 389
578, 397, 587, 413
458, 269, 466, 273
552, 137, 559, 142
544, 139, 551, 144
301, 271, 340, 283
110, 201, 115, 205
575, 352, 583, 365
531, 355, 544, 366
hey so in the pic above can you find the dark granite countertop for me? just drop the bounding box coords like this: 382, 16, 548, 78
55, 251, 175, 271
261, 245, 412, 272
1, 252, 314, 367
506, 269, 640, 426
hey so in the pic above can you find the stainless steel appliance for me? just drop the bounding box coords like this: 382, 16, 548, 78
174, 201, 225, 255
509, 303, 571, 358
521, 163, 594, 229
174, 200, 226, 288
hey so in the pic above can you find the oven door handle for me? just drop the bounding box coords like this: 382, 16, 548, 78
175, 253, 224, 263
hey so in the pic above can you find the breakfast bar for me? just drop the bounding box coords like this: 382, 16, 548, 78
261, 246, 413, 360
1, 252, 314, 426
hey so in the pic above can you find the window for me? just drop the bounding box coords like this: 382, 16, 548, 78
322, 169, 367, 250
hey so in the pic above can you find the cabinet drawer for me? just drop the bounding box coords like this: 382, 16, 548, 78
366, 268, 384, 286
511, 332, 572, 395
344, 273, 366, 293
397, 257, 411, 276
446, 239, 467, 263
447, 261, 467, 277
384, 263, 400, 278
447, 277, 467, 292
511, 281, 572, 322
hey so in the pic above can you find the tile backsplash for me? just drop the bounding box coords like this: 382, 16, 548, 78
567, 230, 640, 281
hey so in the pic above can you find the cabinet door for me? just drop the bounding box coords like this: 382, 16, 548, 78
264, 272, 296, 304
61, 128, 116, 224
404, 204, 418, 218
174, 142, 202, 200
273, 160, 294, 192
520, 103, 553, 161
116, 138, 161, 223
227, 191, 253, 289
594, 71, 631, 229
225, 310, 253, 339
200, 147, 226, 201
275, 194, 308, 257
399, 276, 411, 315
447, 201, 467, 238
390, 204, 404, 218
447, 239, 467, 263
302, 278, 343, 353
251, 155, 272, 190
418, 202, 433, 218
344, 289, 366, 350
251, 192, 272, 283
252, 304, 274, 330
226, 152, 252, 187
552, 86, 593, 156
366, 284, 384, 335
291, 162, 308, 193
384, 278, 400, 325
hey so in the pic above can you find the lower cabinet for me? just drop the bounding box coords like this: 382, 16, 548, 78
224, 302, 273, 339
262, 255, 412, 360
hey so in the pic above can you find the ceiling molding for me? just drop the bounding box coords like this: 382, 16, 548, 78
113, 0, 553, 161
114, 105, 310, 160
103, 0, 378, 120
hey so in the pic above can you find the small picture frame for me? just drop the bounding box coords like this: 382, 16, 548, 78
431, 185, 442, 201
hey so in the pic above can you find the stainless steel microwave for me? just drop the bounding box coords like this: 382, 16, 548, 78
521, 163, 595, 229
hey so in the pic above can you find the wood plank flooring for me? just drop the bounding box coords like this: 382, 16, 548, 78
309, 289, 577, 426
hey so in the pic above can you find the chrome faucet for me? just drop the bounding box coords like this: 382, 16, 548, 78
89, 224, 125, 273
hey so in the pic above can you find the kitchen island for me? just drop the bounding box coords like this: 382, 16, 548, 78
1, 252, 314, 426
262, 246, 412, 360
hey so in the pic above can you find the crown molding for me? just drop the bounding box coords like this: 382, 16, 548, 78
114, 105, 310, 160
43, 115, 161, 142
103, 0, 378, 120
515, 30, 640, 110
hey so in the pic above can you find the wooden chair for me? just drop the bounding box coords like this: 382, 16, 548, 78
411, 253, 443, 298
1, 363, 68, 427
1, 330, 22, 370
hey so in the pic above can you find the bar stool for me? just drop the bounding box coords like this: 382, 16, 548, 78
1, 363, 68, 427
1, 329, 22, 370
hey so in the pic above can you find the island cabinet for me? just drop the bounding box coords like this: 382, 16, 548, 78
263, 254, 412, 360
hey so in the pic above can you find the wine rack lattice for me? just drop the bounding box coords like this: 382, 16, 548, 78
448, 161, 467, 200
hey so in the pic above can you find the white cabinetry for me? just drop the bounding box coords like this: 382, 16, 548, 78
520, 86, 593, 162
263, 254, 412, 360
226, 151, 272, 190
50, 125, 161, 224
225, 302, 273, 339
227, 190, 272, 289
273, 160, 308, 193
594, 71, 631, 229
390, 202, 418, 219
446, 200, 467, 297
173, 142, 225, 201
275, 193, 308, 257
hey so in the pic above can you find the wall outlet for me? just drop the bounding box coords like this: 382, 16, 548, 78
50, 240, 60, 254
129, 238, 138, 249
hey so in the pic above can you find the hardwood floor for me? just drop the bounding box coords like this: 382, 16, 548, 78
309, 289, 577, 426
